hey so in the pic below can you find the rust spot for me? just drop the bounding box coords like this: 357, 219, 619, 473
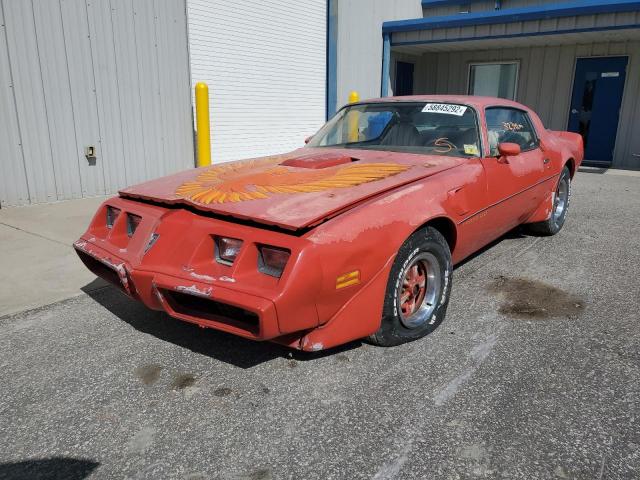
488, 276, 585, 319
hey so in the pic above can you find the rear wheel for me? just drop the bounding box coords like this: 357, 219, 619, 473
368, 226, 452, 347
527, 166, 571, 236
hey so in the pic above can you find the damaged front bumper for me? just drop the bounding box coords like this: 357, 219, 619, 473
74, 197, 321, 345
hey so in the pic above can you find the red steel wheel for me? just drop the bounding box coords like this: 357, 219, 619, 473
397, 252, 442, 329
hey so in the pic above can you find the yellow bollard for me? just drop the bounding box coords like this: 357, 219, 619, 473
348, 90, 360, 142
195, 82, 211, 167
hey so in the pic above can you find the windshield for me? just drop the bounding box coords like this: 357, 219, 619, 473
308, 102, 481, 158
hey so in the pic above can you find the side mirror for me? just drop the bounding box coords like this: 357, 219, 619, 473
497, 142, 521, 157
304, 135, 313, 144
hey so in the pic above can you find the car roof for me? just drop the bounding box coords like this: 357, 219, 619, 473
358, 95, 529, 111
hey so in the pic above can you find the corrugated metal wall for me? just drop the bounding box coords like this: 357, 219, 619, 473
393, 11, 640, 45
0, 0, 193, 207
397, 40, 640, 169
187, 0, 327, 163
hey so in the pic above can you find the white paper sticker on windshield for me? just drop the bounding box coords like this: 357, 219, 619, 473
422, 103, 468, 116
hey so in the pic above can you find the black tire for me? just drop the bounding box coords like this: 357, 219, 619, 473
527, 166, 571, 236
368, 226, 453, 347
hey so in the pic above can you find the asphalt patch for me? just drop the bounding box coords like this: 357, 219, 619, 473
134, 364, 163, 385
488, 276, 585, 319
171, 373, 196, 390
213, 387, 233, 397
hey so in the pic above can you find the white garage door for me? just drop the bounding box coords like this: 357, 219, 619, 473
187, 0, 327, 163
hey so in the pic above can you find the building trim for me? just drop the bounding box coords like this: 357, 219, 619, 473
381, 32, 391, 97
391, 23, 640, 47
422, 0, 494, 7
326, 0, 338, 119
384, 0, 640, 33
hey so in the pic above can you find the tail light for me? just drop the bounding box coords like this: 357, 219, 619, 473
106, 206, 121, 228
258, 245, 290, 278
215, 236, 243, 265
127, 214, 142, 237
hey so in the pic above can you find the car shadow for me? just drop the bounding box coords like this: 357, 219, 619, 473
82, 282, 361, 369
0, 457, 99, 480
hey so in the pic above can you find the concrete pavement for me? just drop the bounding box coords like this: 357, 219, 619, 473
0, 170, 639, 479
0, 196, 108, 316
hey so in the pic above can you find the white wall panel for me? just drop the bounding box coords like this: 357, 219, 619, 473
0, 0, 193, 206
60, 0, 106, 197
187, 0, 326, 163
3, 0, 58, 204
336, 0, 423, 106
0, 3, 30, 205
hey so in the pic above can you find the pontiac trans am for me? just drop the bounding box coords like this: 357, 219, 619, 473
74, 96, 583, 351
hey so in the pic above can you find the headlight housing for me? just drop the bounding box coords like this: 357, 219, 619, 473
126, 214, 142, 237
106, 206, 121, 229
215, 236, 243, 265
258, 245, 290, 278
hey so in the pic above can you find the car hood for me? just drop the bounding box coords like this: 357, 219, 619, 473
119, 148, 464, 231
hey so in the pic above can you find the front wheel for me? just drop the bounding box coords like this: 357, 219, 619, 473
368, 226, 452, 347
527, 166, 571, 236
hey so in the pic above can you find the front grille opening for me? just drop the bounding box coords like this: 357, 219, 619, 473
76, 250, 125, 293
162, 290, 259, 335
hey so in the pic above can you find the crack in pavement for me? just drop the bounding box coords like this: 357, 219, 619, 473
0, 221, 70, 248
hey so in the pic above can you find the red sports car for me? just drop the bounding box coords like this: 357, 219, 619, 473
75, 96, 583, 350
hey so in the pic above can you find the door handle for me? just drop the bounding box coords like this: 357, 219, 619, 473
633, 154, 640, 158
543, 158, 550, 164
571, 109, 579, 114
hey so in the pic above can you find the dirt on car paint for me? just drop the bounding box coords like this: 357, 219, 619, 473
135, 364, 163, 385
488, 276, 585, 319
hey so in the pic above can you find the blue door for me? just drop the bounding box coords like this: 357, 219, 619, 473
568, 56, 627, 164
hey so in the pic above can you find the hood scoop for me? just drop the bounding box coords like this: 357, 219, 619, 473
281, 152, 357, 169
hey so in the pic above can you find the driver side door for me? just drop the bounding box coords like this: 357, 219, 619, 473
480, 107, 547, 237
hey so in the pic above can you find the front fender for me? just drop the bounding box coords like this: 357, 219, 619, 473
305, 171, 464, 325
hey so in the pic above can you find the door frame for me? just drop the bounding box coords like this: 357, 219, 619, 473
567, 54, 630, 167
393, 60, 415, 96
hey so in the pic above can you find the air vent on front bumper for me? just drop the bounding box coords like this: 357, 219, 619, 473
161, 289, 259, 335
76, 250, 127, 293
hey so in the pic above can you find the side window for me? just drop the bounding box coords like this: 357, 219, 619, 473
485, 108, 538, 156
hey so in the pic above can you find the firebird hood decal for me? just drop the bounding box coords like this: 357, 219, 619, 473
175, 159, 410, 204
119, 148, 464, 230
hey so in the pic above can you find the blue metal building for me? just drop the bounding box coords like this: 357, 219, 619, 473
329, 0, 640, 169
